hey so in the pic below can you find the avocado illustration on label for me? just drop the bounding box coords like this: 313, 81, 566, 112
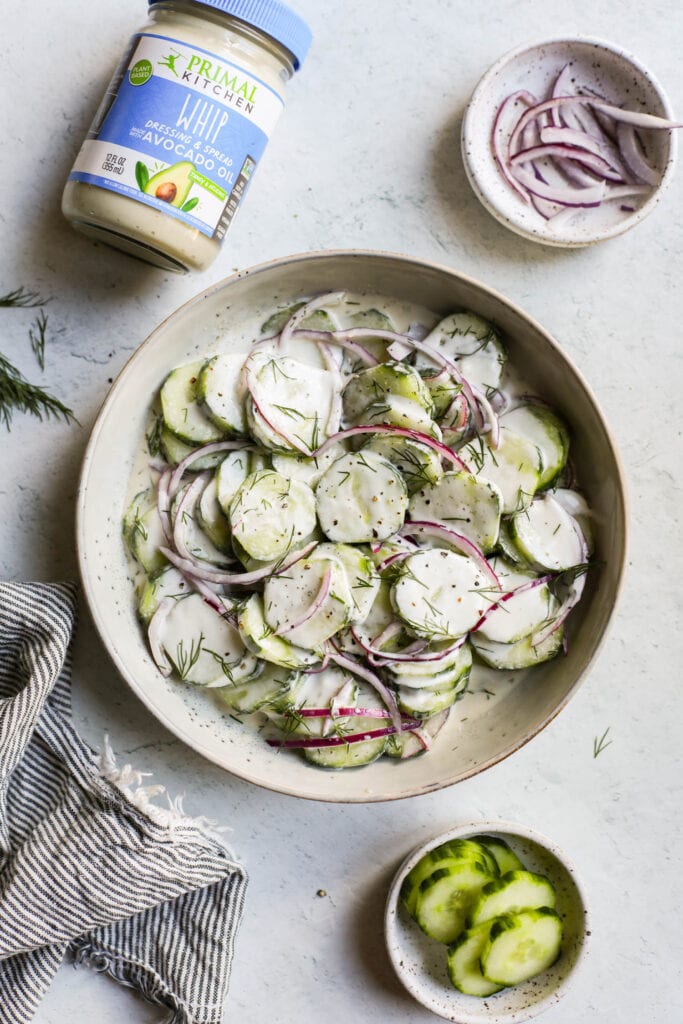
143, 161, 195, 208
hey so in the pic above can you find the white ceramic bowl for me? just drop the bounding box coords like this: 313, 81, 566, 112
385, 822, 590, 1023
462, 37, 677, 247
77, 249, 627, 802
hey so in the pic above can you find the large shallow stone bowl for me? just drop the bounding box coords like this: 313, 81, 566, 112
77, 249, 627, 802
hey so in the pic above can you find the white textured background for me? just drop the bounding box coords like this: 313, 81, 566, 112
1, 1, 682, 1021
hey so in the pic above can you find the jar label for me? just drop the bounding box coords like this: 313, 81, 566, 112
68, 33, 284, 239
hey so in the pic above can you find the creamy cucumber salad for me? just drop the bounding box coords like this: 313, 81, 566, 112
124, 292, 593, 769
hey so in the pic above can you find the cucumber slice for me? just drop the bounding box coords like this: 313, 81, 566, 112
362, 395, 441, 438
502, 404, 569, 490
388, 640, 472, 684
447, 921, 502, 997
554, 489, 594, 556
471, 835, 524, 876
385, 708, 449, 760
389, 643, 472, 687
496, 517, 527, 567
229, 470, 317, 561
123, 492, 167, 575
481, 908, 563, 986
246, 352, 337, 452
364, 435, 443, 495
215, 450, 252, 514
263, 552, 353, 648
159, 424, 225, 470
469, 870, 557, 927
237, 594, 319, 669
196, 353, 248, 435
302, 720, 388, 769
395, 671, 469, 718
343, 362, 435, 422
461, 428, 542, 514
408, 471, 503, 554
161, 593, 258, 685
173, 486, 233, 568
137, 567, 191, 623
476, 558, 559, 645
316, 450, 409, 544
261, 302, 337, 335
401, 839, 496, 917
415, 860, 494, 944
392, 549, 491, 641
216, 661, 290, 713
417, 312, 507, 392
311, 542, 380, 622
196, 477, 232, 553
509, 494, 586, 571
270, 443, 346, 488
160, 361, 224, 445
420, 367, 462, 418
471, 626, 564, 670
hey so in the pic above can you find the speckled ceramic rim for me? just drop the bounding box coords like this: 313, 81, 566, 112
385, 821, 590, 1023
462, 35, 678, 247
76, 248, 629, 802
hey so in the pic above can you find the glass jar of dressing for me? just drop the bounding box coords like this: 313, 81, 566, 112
62, 0, 311, 272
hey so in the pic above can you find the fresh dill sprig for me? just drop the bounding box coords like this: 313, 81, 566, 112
0, 352, 76, 431
593, 726, 612, 758
168, 634, 204, 680
28, 310, 49, 370
0, 286, 49, 308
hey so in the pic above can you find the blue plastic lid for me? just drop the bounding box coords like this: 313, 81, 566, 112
149, 0, 312, 68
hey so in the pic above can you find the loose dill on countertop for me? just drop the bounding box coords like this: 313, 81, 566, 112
0, 352, 76, 430
29, 310, 49, 370
1, 284, 75, 430
0, 286, 49, 308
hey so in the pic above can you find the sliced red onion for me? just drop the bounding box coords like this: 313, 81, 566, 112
314, 425, 469, 472
539, 125, 604, 156
492, 90, 538, 202
442, 391, 469, 432
168, 439, 248, 497
302, 643, 332, 675
386, 339, 412, 361
266, 720, 422, 750
147, 597, 176, 677
279, 291, 345, 349
511, 144, 624, 182
400, 520, 501, 588
275, 566, 332, 636
511, 165, 606, 207
159, 540, 318, 586
529, 602, 573, 649
551, 64, 574, 127
375, 550, 412, 574
616, 122, 660, 186
291, 706, 412, 720
328, 650, 403, 733
371, 620, 403, 649
590, 101, 683, 131
474, 388, 500, 449
351, 626, 467, 665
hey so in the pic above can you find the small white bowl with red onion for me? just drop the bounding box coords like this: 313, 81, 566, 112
461, 37, 680, 246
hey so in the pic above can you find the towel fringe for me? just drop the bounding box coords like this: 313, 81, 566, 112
97, 735, 233, 849
68, 941, 193, 1023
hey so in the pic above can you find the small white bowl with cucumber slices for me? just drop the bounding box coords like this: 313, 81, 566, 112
78, 249, 627, 802
385, 822, 589, 1022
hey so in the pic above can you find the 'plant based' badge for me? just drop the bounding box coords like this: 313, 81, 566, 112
129, 60, 153, 86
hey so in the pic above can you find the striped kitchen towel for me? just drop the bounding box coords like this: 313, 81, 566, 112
0, 582, 248, 1024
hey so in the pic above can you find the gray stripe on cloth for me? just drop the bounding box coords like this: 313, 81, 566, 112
0, 582, 248, 1024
